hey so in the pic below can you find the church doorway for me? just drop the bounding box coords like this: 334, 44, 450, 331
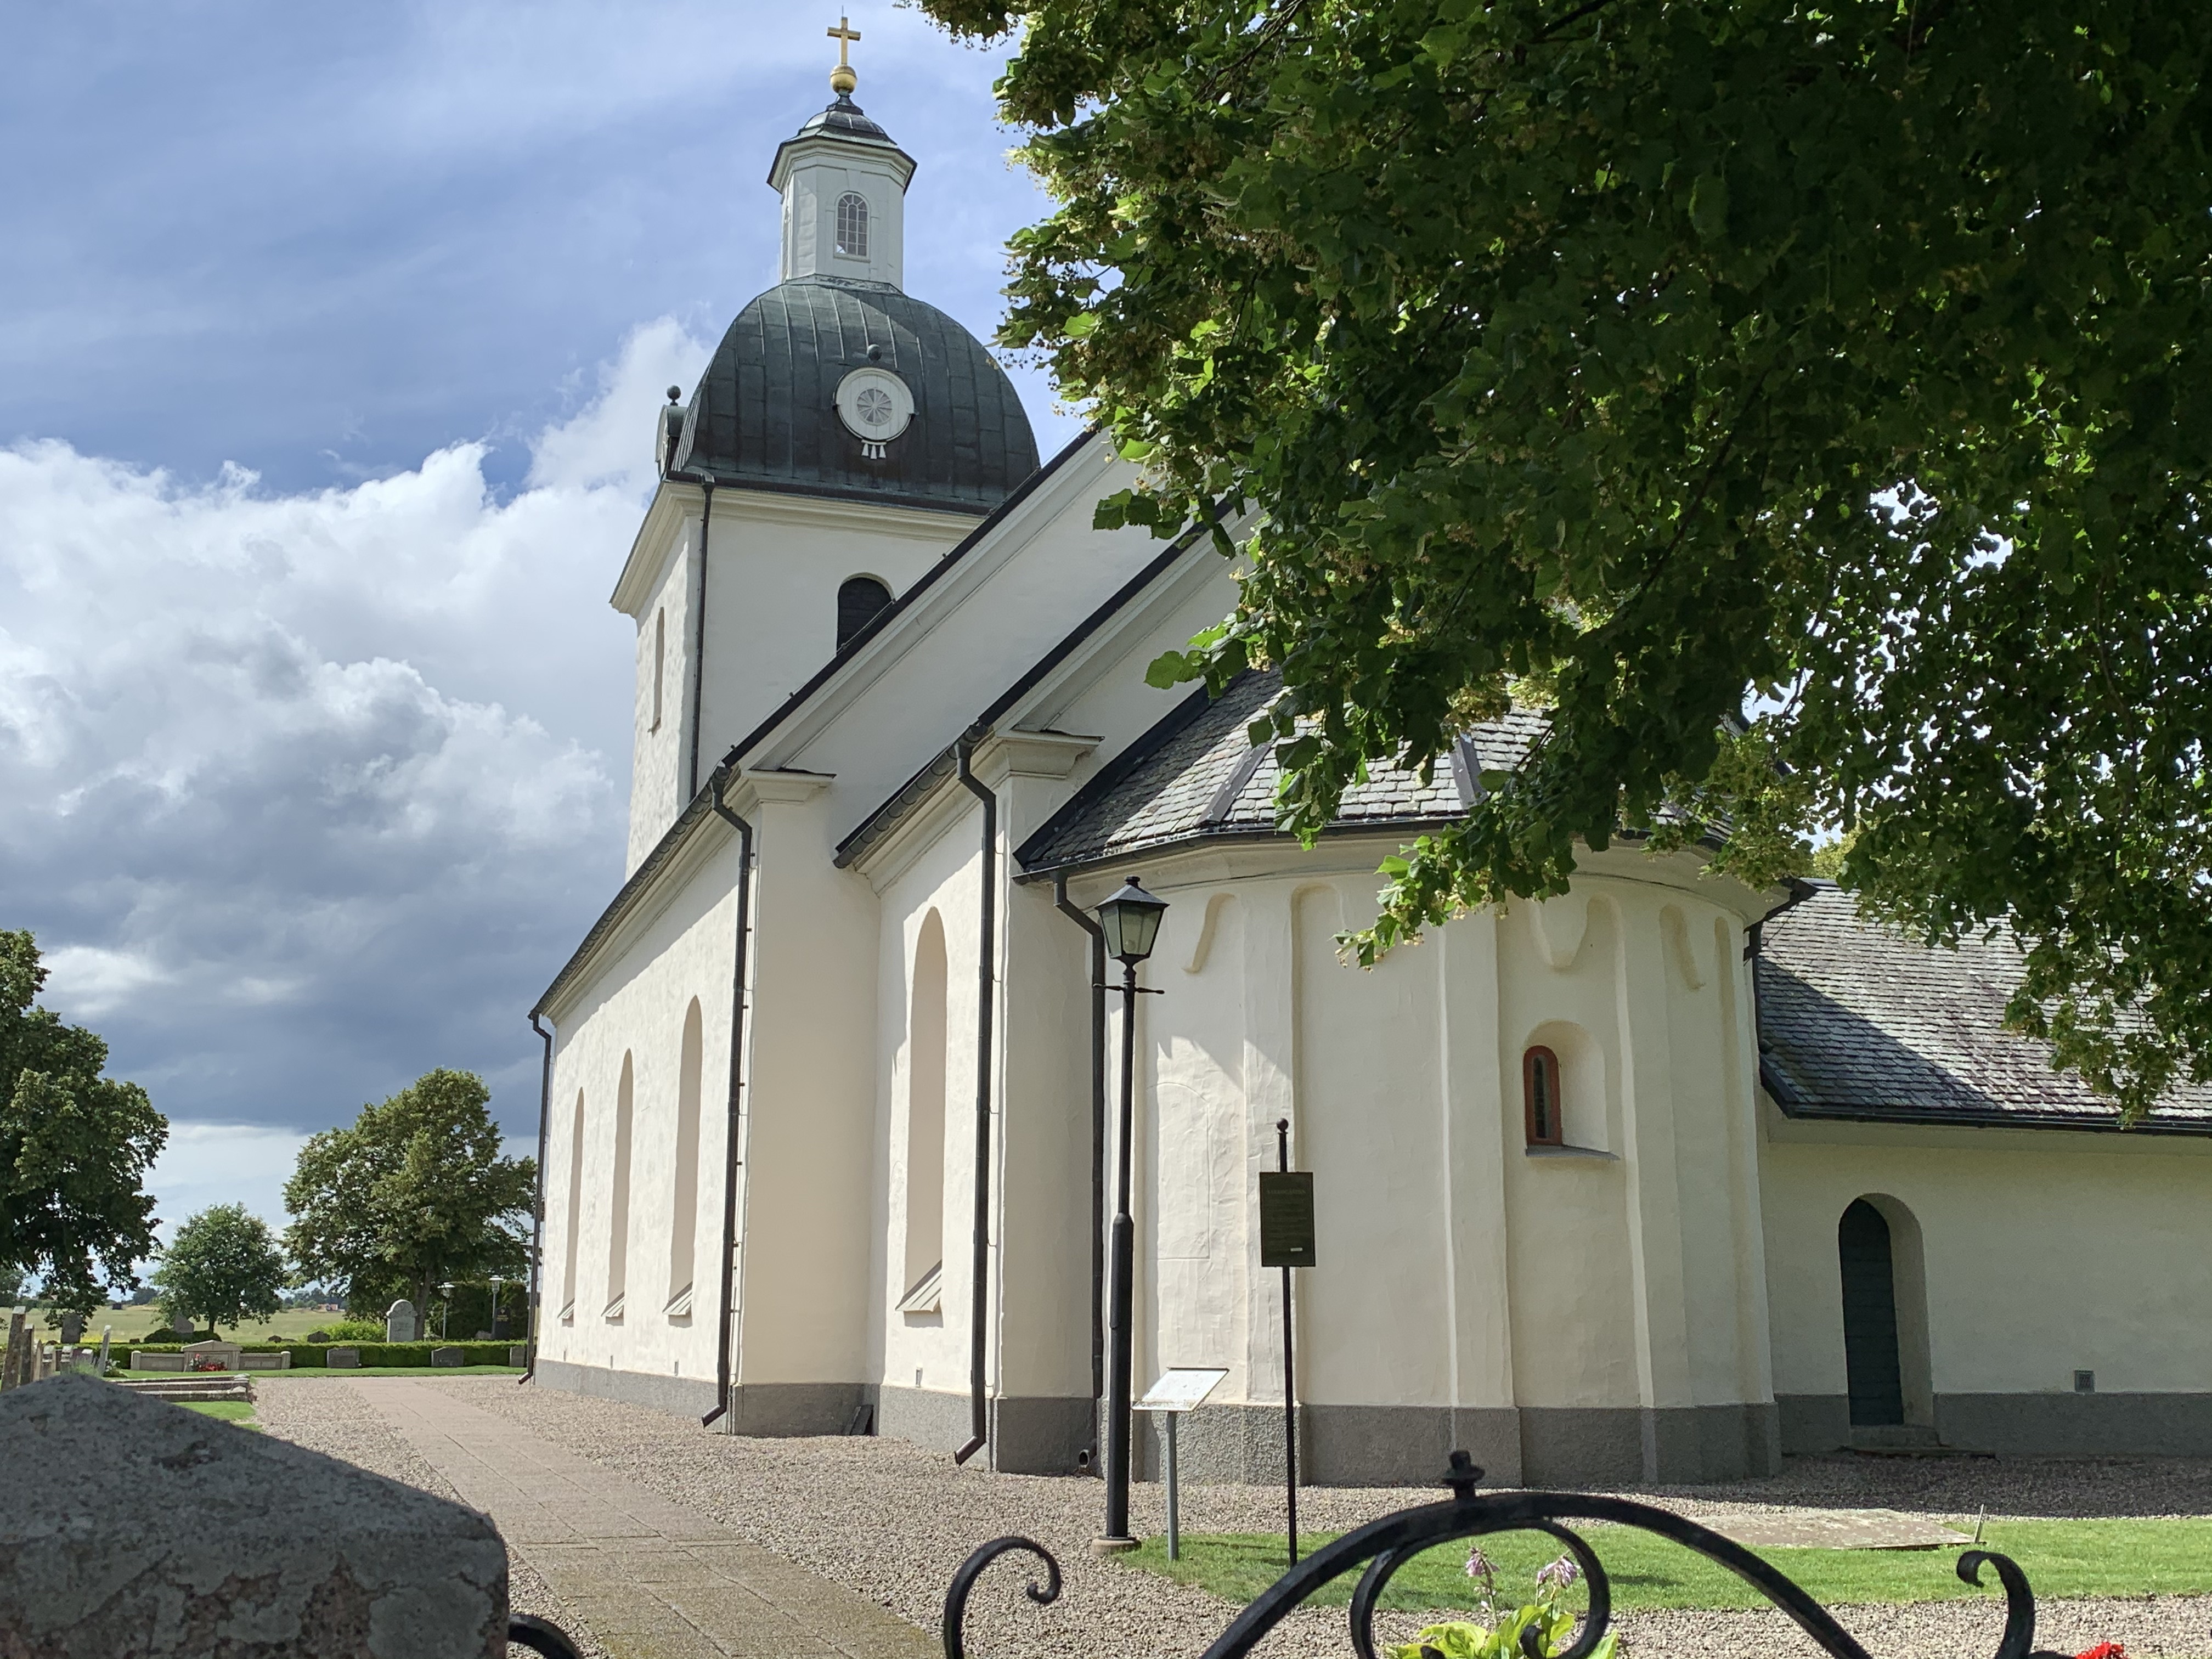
1838, 1198, 1908, 1425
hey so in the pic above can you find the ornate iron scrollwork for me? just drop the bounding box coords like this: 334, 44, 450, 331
507, 1613, 585, 1659
941, 1536, 1064, 1659
940, 1451, 2071, 1659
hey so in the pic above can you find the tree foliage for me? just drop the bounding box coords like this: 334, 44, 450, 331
0, 930, 167, 1308
283, 1068, 534, 1316
153, 1203, 287, 1336
922, 0, 2212, 1117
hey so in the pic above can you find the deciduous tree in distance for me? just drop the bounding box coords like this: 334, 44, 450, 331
284, 1068, 534, 1321
921, 0, 2212, 1118
0, 930, 166, 1312
153, 1204, 287, 1337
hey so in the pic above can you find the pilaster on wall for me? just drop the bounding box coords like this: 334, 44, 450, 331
1611, 895, 1698, 1473
1441, 910, 1521, 1483
726, 769, 881, 1398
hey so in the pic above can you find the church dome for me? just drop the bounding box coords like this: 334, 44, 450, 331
667, 274, 1040, 515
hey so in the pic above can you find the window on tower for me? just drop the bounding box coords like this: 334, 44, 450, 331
1523, 1045, 1564, 1147
838, 575, 893, 647
836, 192, 869, 258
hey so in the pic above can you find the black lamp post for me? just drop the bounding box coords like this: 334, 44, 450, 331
1094, 875, 1167, 1551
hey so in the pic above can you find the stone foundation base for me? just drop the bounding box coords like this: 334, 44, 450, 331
1780, 1391, 2212, 1457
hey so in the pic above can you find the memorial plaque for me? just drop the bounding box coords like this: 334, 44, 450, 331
1259, 1171, 1316, 1268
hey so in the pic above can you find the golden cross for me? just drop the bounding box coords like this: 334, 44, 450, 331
827, 15, 861, 67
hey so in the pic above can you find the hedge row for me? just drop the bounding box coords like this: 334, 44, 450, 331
120, 1341, 521, 1368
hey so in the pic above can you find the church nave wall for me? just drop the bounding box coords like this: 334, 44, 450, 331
535, 821, 744, 1417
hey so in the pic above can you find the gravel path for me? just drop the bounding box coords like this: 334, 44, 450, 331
252, 1378, 610, 1658
286, 1376, 2212, 1659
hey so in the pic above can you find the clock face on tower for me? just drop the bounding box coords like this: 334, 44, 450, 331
834, 366, 915, 458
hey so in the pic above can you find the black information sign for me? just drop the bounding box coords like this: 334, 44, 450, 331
1258, 1171, 1316, 1268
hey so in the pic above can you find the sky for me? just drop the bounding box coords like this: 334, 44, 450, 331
0, 3, 1082, 1249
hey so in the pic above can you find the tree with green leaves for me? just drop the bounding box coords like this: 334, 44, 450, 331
283, 1069, 534, 1318
0, 930, 167, 1311
151, 1204, 287, 1336
922, 0, 2212, 1118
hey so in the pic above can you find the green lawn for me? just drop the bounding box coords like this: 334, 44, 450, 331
1125, 1519, 2212, 1612
177, 1400, 259, 1427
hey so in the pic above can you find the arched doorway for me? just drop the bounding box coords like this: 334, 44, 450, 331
1838, 1199, 1905, 1426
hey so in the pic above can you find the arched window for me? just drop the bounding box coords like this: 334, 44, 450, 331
901, 911, 949, 1309
560, 1088, 585, 1322
836, 191, 869, 258
666, 1000, 704, 1317
605, 1052, 634, 1319
1523, 1045, 1564, 1147
650, 608, 665, 732
837, 575, 893, 648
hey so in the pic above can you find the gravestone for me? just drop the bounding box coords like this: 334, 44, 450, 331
327, 1346, 361, 1369
508, 1345, 527, 1368
385, 1299, 417, 1343
182, 1339, 243, 1373
430, 1346, 464, 1368
0, 1373, 505, 1656
169, 1310, 196, 1338
58, 1311, 85, 1345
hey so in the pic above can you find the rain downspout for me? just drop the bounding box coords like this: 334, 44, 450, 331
952, 732, 997, 1466
1052, 868, 1108, 1443
686, 480, 715, 802
522, 1013, 554, 1386
703, 766, 754, 1429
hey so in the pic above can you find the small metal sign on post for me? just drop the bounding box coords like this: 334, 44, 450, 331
1258, 1120, 1316, 1566
1135, 1367, 1228, 1561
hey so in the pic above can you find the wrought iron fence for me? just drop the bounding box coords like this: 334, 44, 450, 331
943, 1450, 2072, 1659
507, 1613, 585, 1658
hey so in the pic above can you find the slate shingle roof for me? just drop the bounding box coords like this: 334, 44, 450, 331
1023, 684, 2205, 1133
1757, 883, 2212, 1131
670, 276, 1038, 515
1015, 669, 1516, 870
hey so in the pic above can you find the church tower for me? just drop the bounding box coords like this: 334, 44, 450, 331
610, 29, 1040, 872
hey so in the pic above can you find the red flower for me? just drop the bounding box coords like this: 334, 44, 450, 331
2078, 1643, 2125, 1659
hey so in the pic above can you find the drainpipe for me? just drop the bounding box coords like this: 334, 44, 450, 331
1052, 869, 1108, 1441
703, 766, 754, 1429
951, 732, 997, 1466
522, 1013, 554, 1386
686, 481, 715, 802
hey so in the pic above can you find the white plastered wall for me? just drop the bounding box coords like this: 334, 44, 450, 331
612, 484, 975, 874
1046, 845, 1782, 1426
538, 828, 743, 1389
1760, 1112, 2212, 1398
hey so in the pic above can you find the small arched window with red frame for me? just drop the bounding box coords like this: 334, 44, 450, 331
1523, 1045, 1564, 1147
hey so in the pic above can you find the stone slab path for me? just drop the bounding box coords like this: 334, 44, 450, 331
349, 1378, 936, 1659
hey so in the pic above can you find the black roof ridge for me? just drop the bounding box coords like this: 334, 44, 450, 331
533, 766, 732, 1019
1012, 673, 1255, 873
833, 526, 1215, 870
718, 426, 1098, 774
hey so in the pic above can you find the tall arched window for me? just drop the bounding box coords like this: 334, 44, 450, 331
901, 911, 949, 1307
1523, 1045, 1564, 1147
836, 191, 869, 258
837, 575, 893, 648
666, 1000, 704, 1317
605, 1052, 634, 1319
560, 1088, 585, 1322
650, 608, 666, 732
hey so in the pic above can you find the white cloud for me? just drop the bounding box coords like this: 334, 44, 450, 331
0, 320, 711, 1140
144, 1122, 313, 1245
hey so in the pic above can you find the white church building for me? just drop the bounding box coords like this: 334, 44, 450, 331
529, 63, 2212, 1486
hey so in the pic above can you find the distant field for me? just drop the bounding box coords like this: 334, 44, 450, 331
5, 1306, 354, 1343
